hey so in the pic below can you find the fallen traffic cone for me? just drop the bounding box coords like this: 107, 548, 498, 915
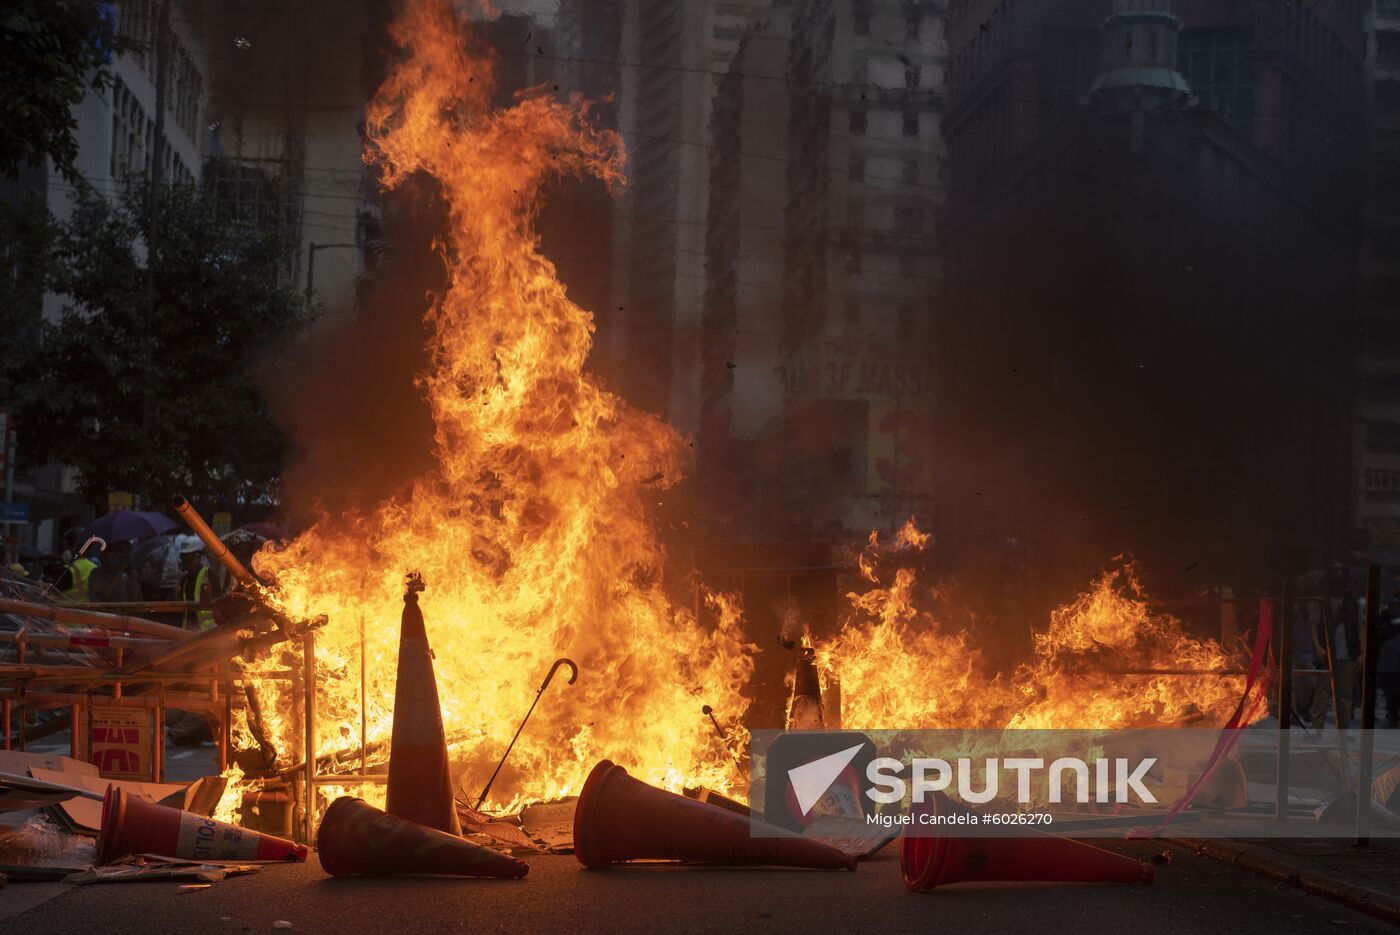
900, 792, 1154, 891
96, 785, 307, 865
573, 759, 856, 870
317, 796, 528, 878
386, 575, 460, 836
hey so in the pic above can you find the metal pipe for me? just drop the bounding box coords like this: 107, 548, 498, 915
1318, 596, 1352, 793
154, 684, 165, 782
0, 598, 190, 641
0, 688, 228, 714
0, 630, 167, 653
1277, 580, 1292, 822
1112, 668, 1249, 676
303, 629, 316, 843
1358, 563, 1382, 846
78, 601, 211, 613
171, 496, 256, 587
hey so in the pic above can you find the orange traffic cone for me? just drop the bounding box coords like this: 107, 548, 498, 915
573, 759, 856, 870
317, 796, 528, 878
386, 576, 460, 836
96, 785, 307, 865
900, 793, 1154, 891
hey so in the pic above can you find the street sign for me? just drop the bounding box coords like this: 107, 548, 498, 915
0, 501, 27, 523
107, 491, 133, 512
89, 707, 154, 781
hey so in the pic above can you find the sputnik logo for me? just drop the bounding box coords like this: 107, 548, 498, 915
787, 743, 867, 816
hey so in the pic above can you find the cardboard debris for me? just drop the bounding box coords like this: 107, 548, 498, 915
516, 798, 576, 853
455, 802, 544, 854
64, 853, 261, 885
0, 750, 99, 779
0, 771, 96, 812
28, 768, 187, 834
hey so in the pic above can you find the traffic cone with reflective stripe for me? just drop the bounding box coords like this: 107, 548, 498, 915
96, 785, 307, 865
386, 577, 460, 835
317, 796, 527, 878
900, 793, 1154, 891
573, 759, 856, 870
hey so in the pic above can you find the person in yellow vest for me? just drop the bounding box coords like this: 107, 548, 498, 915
177, 536, 216, 630
55, 530, 97, 601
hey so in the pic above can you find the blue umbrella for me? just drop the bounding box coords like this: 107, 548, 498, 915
84, 510, 179, 542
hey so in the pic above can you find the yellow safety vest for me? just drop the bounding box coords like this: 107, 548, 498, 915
184, 565, 216, 630
63, 558, 96, 602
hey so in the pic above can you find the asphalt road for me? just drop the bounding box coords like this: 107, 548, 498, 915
8, 840, 1396, 935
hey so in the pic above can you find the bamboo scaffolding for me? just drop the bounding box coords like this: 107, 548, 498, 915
0, 598, 190, 641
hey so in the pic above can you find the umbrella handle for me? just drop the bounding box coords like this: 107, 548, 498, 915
79, 536, 106, 557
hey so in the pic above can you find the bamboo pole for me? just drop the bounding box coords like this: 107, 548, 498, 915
172, 496, 257, 587
0, 598, 189, 641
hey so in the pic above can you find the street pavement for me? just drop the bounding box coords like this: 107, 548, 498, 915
8, 840, 1398, 935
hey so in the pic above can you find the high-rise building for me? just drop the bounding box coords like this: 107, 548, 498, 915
1358, 0, 1400, 560
938, 0, 1367, 599
775, 0, 946, 540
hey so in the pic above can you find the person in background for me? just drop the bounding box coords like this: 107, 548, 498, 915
54, 529, 97, 601
86, 540, 142, 602
1289, 573, 1329, 727
1312, 564, 1361, 728
178, 537, 215, 630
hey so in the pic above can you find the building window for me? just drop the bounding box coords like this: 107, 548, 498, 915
1178, 27, 1256, 130
846, 246, 862, 273
854, 0, 871, 37
894, 205, 923, 233
906, 15, 921, 41
849, 157, 863, 181
902, 110, 919, 137
1043, 27, 1102, 115
850, 108, 867, 134
845, 298, 861, 323
902, 158, 918, 185
905, 66, 920, 90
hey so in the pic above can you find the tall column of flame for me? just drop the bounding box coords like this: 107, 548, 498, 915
247, 0, 755, 811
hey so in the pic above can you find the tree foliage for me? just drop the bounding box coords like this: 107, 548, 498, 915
0, 1, 122, 186
9, 181, 307, 508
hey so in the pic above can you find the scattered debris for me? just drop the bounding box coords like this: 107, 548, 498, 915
272, 922, 293, 930
65, 854, 260, 885
177, 883, 212, 893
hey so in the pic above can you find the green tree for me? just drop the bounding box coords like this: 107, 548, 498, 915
0, 1, 123, 186
12, 180, 307, 509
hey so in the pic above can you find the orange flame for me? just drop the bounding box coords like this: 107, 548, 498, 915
222, 2, 1251, 822
247, 0, 755, 813
816, 525, 1246, 732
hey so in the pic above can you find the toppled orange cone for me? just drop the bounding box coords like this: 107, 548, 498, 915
317, 796, 527, 879
573, 759, 856, 870
96, 785, 306, 865
900, 793, 1154, 891
385, 575, 460, 835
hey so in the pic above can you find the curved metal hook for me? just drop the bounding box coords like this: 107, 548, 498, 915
541, 657, 578, 692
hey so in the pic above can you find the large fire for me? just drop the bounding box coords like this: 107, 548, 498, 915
241, 0, 756, 814
221, 0, 1250, 824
